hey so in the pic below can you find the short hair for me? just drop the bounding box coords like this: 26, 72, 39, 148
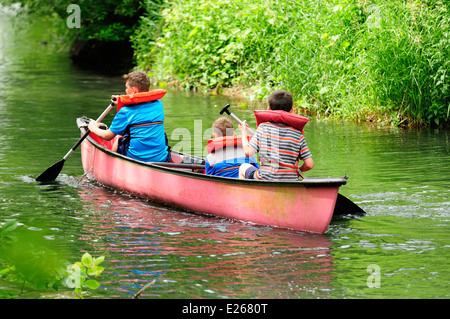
268, 90, 293, 112
212, 117, 234, 137
123, 71, 150, 92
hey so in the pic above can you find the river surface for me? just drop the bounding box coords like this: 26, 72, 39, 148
0, 9, 449, 300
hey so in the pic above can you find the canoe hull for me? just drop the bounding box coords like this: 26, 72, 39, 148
78, 119, 346, 233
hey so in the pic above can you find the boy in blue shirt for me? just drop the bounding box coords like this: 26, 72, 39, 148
88, 71, 170, 162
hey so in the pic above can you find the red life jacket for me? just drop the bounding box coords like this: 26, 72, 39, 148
206, 136, 249, 154
254, 110, 309, 133
116, 89, 167, 112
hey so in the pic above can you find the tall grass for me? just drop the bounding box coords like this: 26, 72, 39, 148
133, 0, 450, 126
360, 0, 450, 126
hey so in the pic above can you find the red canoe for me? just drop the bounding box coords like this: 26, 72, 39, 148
77, 117, 348, 234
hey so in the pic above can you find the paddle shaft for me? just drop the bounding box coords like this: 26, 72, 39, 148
220, 104, 255, 135
229, 112, 255, 135
63, 103, 114, 161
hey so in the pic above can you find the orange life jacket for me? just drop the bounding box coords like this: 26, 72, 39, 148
254, 110, 309, 133
116, 89, 167, 112
206, 135, 250, 154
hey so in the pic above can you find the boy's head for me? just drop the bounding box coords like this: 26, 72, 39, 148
212, 117, 235, 138
123, 71, 150, 93
268, 90, 293, 112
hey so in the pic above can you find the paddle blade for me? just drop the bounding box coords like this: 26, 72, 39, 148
36, 159, 65, 182
333, 193, 366, 216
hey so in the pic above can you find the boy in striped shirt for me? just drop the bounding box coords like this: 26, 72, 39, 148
238, 90, 314, 181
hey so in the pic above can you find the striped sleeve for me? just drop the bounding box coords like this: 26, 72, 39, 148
298, 135, 311, 160
248, 127, 262, 153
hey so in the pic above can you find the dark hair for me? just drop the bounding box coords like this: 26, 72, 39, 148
212, 117, 234, 136
268, 90, 293, 112
123, 71, 150, 92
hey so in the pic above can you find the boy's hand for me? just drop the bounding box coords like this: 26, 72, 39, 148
238, 120, 248, 136
111, 95, 119, 105
239, 120, 253, 157
88, 120, 100, 132
88, 120, 116, 140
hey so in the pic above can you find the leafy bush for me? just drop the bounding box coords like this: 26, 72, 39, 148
131, 0, 166, 70
3, 0, 448, 125
134, 0, 449, 126
359, 1, 450, 125
65, 253, 105, 299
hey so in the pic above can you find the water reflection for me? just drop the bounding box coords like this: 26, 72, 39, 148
76, 183, 335, 298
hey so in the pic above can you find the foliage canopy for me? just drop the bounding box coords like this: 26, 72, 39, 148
135, 0, 449, 126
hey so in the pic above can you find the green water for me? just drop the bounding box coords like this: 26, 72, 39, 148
0, 10, 449, 300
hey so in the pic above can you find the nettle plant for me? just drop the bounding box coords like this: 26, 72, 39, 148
65, 253, 105, 298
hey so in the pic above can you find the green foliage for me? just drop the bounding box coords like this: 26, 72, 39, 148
358, 0, 450, 126
143, 0, 285, 89
0, 0, 145, 42
134, 0, 449, 126
0, 221, 67, 294
1, 221, 105, 299
131, 0, 166, 70
65, 253, 105, 298
3, 0, 448, 125
74, 0, 145, 41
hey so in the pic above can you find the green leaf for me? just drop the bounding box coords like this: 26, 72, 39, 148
87, 266, 105, 277
188, 27, 199, 39
94, 256, 105, 266
0, 265, 15, 275
81, 253, 93, 267
84, 279, 100, 290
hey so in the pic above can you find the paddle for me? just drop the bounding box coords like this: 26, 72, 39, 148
220, 104, 255, 135
334, 193, 366, 216
36, 103, 115, 182
219, 104, 366, 216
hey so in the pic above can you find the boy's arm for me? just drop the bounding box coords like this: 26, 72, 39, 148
299, 157, 314, 172
88, 120, 117, 141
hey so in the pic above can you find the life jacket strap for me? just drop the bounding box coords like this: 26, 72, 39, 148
259, 160, 305, 179
130, 121, 164, 127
